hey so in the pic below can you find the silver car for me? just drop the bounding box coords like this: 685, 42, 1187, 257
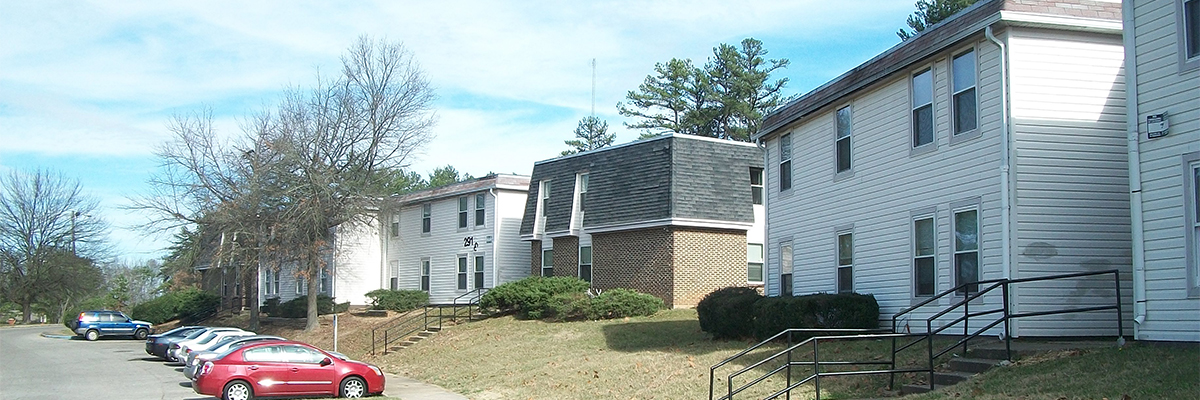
167, 327, 246, 362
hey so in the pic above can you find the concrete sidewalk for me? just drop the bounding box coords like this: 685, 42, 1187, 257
384, 373, 468, 400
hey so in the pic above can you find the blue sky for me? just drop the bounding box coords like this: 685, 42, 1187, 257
0, 0, 916, 260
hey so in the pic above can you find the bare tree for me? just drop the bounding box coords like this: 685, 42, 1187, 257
0, 169, 109, 322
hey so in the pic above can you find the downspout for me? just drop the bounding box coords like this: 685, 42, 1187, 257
1122, 0, 1147, 337
489, 188, 499, 288
986, 25, 1016, 336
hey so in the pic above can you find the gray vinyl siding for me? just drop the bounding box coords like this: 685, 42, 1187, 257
1007, 27, 1133, 337
765, 36, 1006, 331
1132, 0, 1200, 342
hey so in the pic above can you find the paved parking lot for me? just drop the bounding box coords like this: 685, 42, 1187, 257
0, 324, 211, 400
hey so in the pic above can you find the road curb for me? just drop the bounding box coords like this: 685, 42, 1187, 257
40, 332, 74, 339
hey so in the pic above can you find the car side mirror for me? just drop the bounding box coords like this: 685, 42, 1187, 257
320, 357, 332, 366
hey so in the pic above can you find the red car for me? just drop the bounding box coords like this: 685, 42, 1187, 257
192, 340, 385, 400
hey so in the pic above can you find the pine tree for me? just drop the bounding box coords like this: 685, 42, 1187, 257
562, 116, 614, 156
897, 0, 980, 40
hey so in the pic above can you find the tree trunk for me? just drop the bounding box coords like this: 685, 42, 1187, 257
21, 301, 32, 324
248, 255, 261, 331
305, 259, 319, 332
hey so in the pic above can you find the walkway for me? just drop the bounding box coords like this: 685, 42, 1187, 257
385, 373, 469, 400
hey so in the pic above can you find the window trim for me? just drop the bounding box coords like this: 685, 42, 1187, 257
1179, 0, 1200, 71
541, 249, 554, 277
951, 201, 981, 295
750, 167, 764, 205
911, 208, 938, 299
390, 213, 400, 237
780, 240, 794, 296
910, 66, 936, 152
834, 105, 854, 178
779, 133, 793, 191
475, 193, 486, 227
950, 47, 982, 145
420, 258, 431, 292
389, 260, 400, 291
747, 243, 764, 284
578, 245, 592, 284
1184, 152, 1200, 298
457, 255, 468, 291
474, 254, 485, 290
458, 196, 469, 230
421, 203, 432, 234
578, 173, 589, 212
836, 227, 854, 294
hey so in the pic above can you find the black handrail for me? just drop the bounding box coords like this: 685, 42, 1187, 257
707, 328, 889, 400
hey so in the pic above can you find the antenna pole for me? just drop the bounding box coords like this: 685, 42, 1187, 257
590, 58, 596, 117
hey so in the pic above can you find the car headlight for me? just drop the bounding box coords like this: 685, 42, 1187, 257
369, 366, 383, 376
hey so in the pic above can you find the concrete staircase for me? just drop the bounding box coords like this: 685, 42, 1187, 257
900, 346, 1011, 395
387, 326, 442, 352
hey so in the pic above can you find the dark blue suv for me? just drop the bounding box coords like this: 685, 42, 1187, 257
66, 310, 153, 341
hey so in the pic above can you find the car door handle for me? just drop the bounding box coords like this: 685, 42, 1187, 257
248, 366, 258, 370
290, 368, 299, 372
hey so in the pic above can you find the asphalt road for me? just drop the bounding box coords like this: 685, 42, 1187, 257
0, 325, 213, 400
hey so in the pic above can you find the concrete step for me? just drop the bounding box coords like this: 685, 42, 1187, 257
416, 331, 435, 337
901, 383, 947, 395
948, 357, 1001, 374
426, 326, 441, 332
932, 371, 975, 385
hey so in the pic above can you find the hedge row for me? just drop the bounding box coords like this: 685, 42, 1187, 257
697, 287, 880, 340
130, 289, 221, 324
480, 276, 662, 321
365, 289, 428, 312
261, 295, 350, 318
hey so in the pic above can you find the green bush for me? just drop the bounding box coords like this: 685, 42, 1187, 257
544, 292, 594, 321
696, 286, 763, 340
752, 293, 880, 340
365, 289, 428, 312
591, 288, 663, 319
268, 295, 349, 318
479, 276, 591, 319
128, 289, 220, 325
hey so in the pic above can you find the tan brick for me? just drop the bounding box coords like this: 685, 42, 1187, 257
551, 236, 579, 278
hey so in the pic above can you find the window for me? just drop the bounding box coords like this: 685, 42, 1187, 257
474, 255, 485, 289
541, 249, 554, 277
458, 196, 469, 229
283, 345, 326, 364
913, 217, 936, 296
243, 346, 284, 362
457, 256, 468, 290
1186, 154, 1200, 297
420, 259, 430, 292
1183, 0, 1200, 64
264, 269, 275, 295
747, 243, 763, 283
475, 193, 486, 226
836, 106, 852, 173
421, 203, 431, 234
780, 241, 793, 295
390, 213, 399, 237
779, 134, 792, 191
837, 233, 853, 294
296, 276, 307, 295
954, 208, 980, 294
320, 268, 329, 294
912, 68, 933, 148
750, 168, 764, 205
579, 246, 592, 283
952, 50, 977, 135
389, 261, 399, 290
578, 173, 589, 212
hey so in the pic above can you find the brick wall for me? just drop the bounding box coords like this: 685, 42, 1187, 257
592, 227, 676, 306
551, 236, 579, 278
671, 227, 747, 307
529, 240, 542, 276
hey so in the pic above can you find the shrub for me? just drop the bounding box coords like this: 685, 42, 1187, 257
544, 292, 594, 321
268, 295, 349, 318
480, 276, 591, 319
696, 286, 763, 340
129, 289, 220, 324
591, 288, 663, 319
365, 289, 428, 312
752, 293, 880, 340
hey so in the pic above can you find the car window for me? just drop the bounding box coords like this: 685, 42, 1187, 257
282, 345, 326, 364
183, 329, 209, 339
101, 313, 117, 322
116, 312, 131, 322
243, 346, 286, 363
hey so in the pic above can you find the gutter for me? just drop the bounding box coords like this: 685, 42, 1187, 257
985, 25, 1017, 336
1122, 0, 1147, 337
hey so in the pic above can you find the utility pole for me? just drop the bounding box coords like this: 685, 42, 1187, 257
70, 211, 80, 254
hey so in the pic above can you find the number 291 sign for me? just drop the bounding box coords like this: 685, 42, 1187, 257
463, 236, 478, 251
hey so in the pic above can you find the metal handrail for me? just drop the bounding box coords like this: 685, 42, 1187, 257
707, 328, 889, 400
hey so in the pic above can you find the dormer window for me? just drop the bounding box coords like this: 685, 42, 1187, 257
750, 168, 763, 205
578, 173, 589, 212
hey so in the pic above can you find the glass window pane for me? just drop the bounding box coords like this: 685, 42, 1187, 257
952, 51, 975, 92
459, 197, 467, 211
781, 243, 793, 274
956, 252, 979, 285
579, 264, 591, 282
580, 174, 589, 191
748, 263, 763, 282
913, 105, 933, 147
915, 218, 935, 256
780, 161, 792, 191
954, 88, 977, 133
580, 246, 592, 264
458, 257, 467, 273
1193, 165, 1199, 223
915, 257, 936, 296
912, 69, 932, 106
475, 256, 484, 272
955, 210, 979, 251
837, 138, 851, 172
1186, 0, 1199, 58
750, 168, 763, 185
542, 250, 553, 267
836, 107, 852, 139
747, 244, 763, 263
780, 134, 792, 160
838, 234, 853, 266
838, 267, 853, 293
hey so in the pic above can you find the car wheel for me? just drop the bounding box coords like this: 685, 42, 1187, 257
133, 328, 148, 340
340, 376, 366, 398
85, 329, 99, 341
223, 380, 253, 400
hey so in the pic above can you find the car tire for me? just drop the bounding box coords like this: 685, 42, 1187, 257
84, 329, 99, 341
223, 380, 254, 400
133, 328, 148, 340
340, 376, 366, 398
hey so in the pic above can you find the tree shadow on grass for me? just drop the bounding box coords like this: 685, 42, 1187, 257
601, 319, 764, 356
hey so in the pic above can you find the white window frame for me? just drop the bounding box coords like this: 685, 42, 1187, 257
1179, 0, 1200, 71
457, 255, 468, 290
296, 276, 307, 296
421, 203, 431, 234
458, 196, 469, 229
578, 245, 592, 283
950, 48, 979, 140
779, 134, 792, 191
835, 105, 853, 176
389, 260, 400, 290
264, 269, 275, 296
474, 254, 485, 289
420, 258, 431, 292
912, 212, 937, 298
1184, 152, 1200, 297
911, 67, 935, 150
320, 268, 329, 294
750, 168, 764, 205
780, 241, 793, 296
541, 249, 554, 277
390, 213, 399, 237
475, 193, 486, 227
747, 243, 764, 284
578, 173, 589, 212
952, 203, 981, 295
836, 230, 854, 294
535, 180, 551, 235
